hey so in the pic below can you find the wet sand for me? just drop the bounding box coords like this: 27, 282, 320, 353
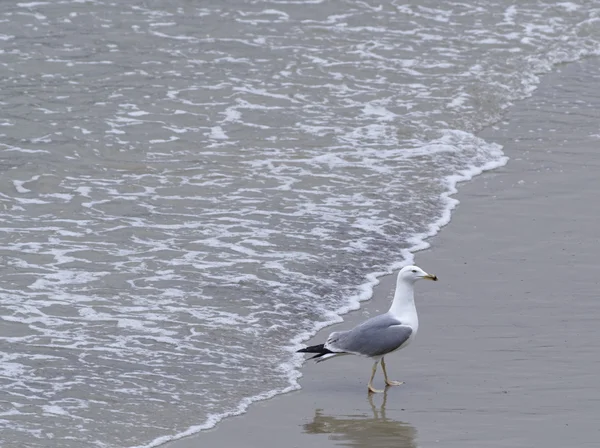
164, 58, 600, 448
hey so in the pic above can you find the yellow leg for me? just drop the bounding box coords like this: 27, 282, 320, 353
381, 357, 404, 387
367, 361, 384, 394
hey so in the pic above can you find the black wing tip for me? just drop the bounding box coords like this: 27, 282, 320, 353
298, 344, 345, 363
297, 343, 326, 353
297, 344, 335, 357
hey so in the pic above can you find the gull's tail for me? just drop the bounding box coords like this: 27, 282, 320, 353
297, 344, 346, 363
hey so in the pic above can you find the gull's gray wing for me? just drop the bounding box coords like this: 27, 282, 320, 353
324, 314, 412, 358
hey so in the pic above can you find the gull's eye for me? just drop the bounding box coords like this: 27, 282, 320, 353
411, 269, 417, 273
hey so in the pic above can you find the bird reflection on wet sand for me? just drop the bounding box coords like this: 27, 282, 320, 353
302, 389, 417, 448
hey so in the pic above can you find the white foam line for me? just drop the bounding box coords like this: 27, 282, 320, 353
17, 1, 49, 6
13, 180, 31, 193
150, 31, 198, 42
128, 378, 301, 448
0, 143, 50, 154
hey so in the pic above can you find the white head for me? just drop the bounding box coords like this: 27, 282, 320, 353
398, 265, 438, 284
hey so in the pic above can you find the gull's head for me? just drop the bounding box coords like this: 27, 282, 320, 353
399, 265, 438, 284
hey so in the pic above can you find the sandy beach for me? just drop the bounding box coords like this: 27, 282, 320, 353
164, 58, 600, 448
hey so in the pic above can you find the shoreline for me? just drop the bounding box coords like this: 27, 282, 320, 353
162, 57, 600, 448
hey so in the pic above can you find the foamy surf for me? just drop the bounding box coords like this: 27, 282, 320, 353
130, 131, 508, 448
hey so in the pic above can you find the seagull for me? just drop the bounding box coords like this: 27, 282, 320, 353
297, 265, 437, 393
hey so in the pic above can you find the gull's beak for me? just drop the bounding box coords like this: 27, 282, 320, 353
424, 273, 438, 281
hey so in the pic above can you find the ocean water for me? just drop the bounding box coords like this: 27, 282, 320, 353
0, 1, 598, 447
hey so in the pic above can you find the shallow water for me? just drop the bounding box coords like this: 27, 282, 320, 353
0, 1, 598, 447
